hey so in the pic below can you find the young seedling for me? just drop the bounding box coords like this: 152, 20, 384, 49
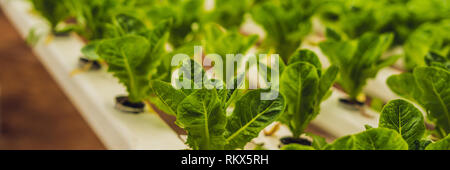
279, 49, 339, 141
320, 28, 400, 103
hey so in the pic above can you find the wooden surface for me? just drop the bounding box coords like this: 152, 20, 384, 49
0, 10, 105, 150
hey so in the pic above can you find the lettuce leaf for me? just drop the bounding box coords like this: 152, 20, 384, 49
97, 35, 151, 102
96, 20, 170, 102
280, 50, 338, 137
225, 89, 285, 149
176, 89, 227, 150
379, 99, 426, 147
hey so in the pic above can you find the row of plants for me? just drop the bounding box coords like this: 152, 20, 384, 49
27, 0, 450, 150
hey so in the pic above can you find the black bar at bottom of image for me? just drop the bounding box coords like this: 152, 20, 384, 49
0, 150, 445, 169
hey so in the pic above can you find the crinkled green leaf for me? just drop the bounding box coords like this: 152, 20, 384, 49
388, 67, 450, 137
414, 67, 450, 135
225, 89, 285, 150
379, 99, 426, 147
387, 73, 423, 103
176, 89, 227, 150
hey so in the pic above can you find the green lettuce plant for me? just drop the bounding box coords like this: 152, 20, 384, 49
279, 49, 339, 138
96, 20, 171, 103
151, 79, 285, 150
320, 29, 400, 101
388, 66, 450, 138
282, 99, 450, 150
